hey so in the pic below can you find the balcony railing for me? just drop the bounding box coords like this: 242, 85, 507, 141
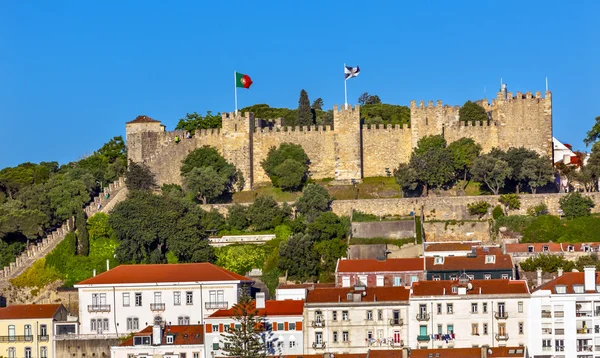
495, 333, 509, 341
312, 342, 326, 349
577, 328, 593, 334
389, 319, 403, 326
556, 345, 564, 352
595, 345, 600, 351
494, 312, 508, 319
416, 313, 430, 321
595, 310, 600, 317
311, 320, 325, 328
0, 335, 34, 343
150, 303, 166, 311
577, 345, 593, 352
38, 335, 49, 342
541, 311, 551, 318
577, 311, 593, 317
417, 335, 430, 342
88, 305, 111, 313
542, 346, 552, 352
205, 301, 228, 309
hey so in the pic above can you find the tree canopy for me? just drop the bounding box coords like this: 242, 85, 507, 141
294, 184, 332, 222
297, 89, 313, 126
459, 100, 488, 123
175, 111, 222, 134
261, 143, 309, 191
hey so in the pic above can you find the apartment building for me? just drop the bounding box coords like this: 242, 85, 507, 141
424, 243, 502, 257
304, 285, 410, 355
528, 266, 600, 358
74, 263, 253, 336
335, 258, 425, 287
408, 277, 529, 350
425, 254, 514, 280
0, 304, 68, 358
111, 324, 204, 358
204, 293, 304, 357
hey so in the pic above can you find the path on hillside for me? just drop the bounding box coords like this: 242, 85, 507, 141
0, 178, 128, 293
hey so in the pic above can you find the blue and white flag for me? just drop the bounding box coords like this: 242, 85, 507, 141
344, 65, 360, 80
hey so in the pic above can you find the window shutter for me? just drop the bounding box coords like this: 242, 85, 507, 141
273, 322, 277, 331
284, 322, 289, 331
206, 325, 212, 333
296, 321, 302, 331
219, 324, 224, 332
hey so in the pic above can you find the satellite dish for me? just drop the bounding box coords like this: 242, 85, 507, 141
488, 349, 492, 354
467, 283, 473, 290
362, 291, 366, 296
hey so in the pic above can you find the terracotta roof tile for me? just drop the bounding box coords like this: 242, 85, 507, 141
278, 283, 335, 289
306, 286, 410, 304
337, 258, 424, 273
208, 300, 304, 318
120, 325, 204, 346
411, 279, 530, 296
126, 115, 160, 124
534, 271, 600, 294
76, 263, 250, 286
561, 242, 600, 252
279, 347, 524, 357
0, 304, 64, 320
426, 254, 513, 271
505, 243, 562, 253
426, 243, 502, 255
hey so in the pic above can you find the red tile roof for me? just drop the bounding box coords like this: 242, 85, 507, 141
120, 325, 204, 346
411, 279, 530, 296
426, 254, 513, 271
126, 115, 160, 124
278, 283, 335, 289
0, 304, 64, 320
279, 347, 524, 358
76, 263, 250, 285
426, 243, 502, 255
505, 243, 563, 253
337, 258, 424, 273
306, 286, 410, 303
561, 242, 600, 252
208, 300, 304, 318
534, 272, 600, 294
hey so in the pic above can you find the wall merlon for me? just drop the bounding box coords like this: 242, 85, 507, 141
526, 92, 532, 99
437, 100, 443, 108
427, 100, 434, 108
410, 100, 417, 108
419, 101, 425, 108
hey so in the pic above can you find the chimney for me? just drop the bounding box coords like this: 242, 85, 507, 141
401, 347, 409, 358
152, 324, 162, 345
93, 269, 96, 277
558, 267, 563, 277
537, 267, 543, 287
584, 266, 596, 292
106, 259, 110, 271
481, 346, 489, 358
256, 292, 266, 309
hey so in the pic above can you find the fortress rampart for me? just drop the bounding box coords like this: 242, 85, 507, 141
126, 90, 552, 189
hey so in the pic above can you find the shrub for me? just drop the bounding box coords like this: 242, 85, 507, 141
227, 204, 248, 231
352, 210, 380, 222
521, 215, 563, 243
294, 184, 332, 222
520, 254, 574, 272
261, 143, 309, 191
10, 259, 61, 289
527, 203, 549, 217
499, 194, 521, 214
492, 205, 504, 220
247, 196, 290, 231
559, 192, 595, 219
467, 201, 491, 218
494, 215, 535, 234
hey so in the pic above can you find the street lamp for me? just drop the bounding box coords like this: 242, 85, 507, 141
385, 168, 391, 177
351, 179, 358, 200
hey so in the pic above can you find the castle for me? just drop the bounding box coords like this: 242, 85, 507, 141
126, 88, 552, 190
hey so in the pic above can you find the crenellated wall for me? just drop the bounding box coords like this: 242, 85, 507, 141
127, 89, 552, 189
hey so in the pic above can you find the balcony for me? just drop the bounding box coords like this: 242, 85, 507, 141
495, 333, 509, 341
577, 328, 593, 334
0, 335, 34, 343
389, 318, 403, 326
38, 335, 49, 342
577, 311, 593, 317
205, 301, 228, 309
416, 313, 430, 321
417, 335, 430, 342
311, 320, 325, 328
87, 305, 111, 313
150, 303, 166, 311
556, 345, 564, 352
541, 311, 551, 318
577, 345, 593, 352
312, 342, 326, 349
494, 312, 508, 320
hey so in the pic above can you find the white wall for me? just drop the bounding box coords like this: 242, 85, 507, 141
111, 344, 204, 358
275, 288, 306, 301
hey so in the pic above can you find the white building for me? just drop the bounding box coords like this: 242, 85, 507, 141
111, 324, 204, 358
74, 263, 252, 336
408, 277, 530, 350
304, 285, 411, 355
204, 293, 304, 357
528, 266, 600, 358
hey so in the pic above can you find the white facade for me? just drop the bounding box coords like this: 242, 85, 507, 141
110, 325, 204, 358
112, 343, 204, 358
275, 288, 307, 301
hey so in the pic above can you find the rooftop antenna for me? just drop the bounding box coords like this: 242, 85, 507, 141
546, 77, 549, 92
484, 86, 486, 98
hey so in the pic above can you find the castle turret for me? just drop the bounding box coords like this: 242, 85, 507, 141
333, 104, 362, 183
125, 115, 166, 164
221, 111, 255, 190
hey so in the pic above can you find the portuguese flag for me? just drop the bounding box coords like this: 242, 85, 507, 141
235, 72, 253, 89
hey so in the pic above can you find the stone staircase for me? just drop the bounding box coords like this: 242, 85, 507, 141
0, 177, 128, 293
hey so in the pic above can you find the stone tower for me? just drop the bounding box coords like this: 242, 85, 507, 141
333, 104, 362, 183
125, 115, 166, 163
221, 111, 255, 190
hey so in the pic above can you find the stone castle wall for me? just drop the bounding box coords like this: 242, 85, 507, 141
127, 90, 552, 189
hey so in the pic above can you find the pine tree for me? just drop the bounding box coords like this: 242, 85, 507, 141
220, 291, 266, 358
297, 89, 313, 126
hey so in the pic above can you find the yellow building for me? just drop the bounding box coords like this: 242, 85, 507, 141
0, 304, 68, 358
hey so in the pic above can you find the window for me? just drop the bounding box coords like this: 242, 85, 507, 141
342, 331, 349, 342
174, 291, 181, 305
332, 311, 337, 321
451, 286, 457, 293
333, 331, 338, 343
567, 245, 574, 252
527, 246, 534, 253
543, 245, 549, 252
342, 311, 349, 321
134, 336, 151, 345
483, 323, 488, 335
180, 354, 186, 358
555, 339, 564, 351
447, 324, 454, 334
573, 285, 584, 293
366, 310, 373, 320
471, 323, 479, 335
24, 347, 31, 358
437, 324, 442, 335
289, 322, 296, 330
123, 293, 130, 306
91, 293, 106, 307
555, 285, 567, 294
447, 304, 453, 314
501, 274, 509, 279
518, 322, 524, 334
127, 317, 139, 330
434, 256, 444, 264
433, 275, 441, 281
24, 324, 32, 338
40, 324, 47, 337
212, 342, 220, 350
542, 339, 551, 350
471, 303, 478, 313
518, 301, 523, 313
178, 316, 190, 325
484, 274, 491, 280
40, 347, 48, 358
277, 323, 284, 331
103, 319, 109, 331
135, 292, 142, 306
8, 348, 15, 358
166, 335, 174, 344
186, 291, 193, 305
367, 331, 373, 340
393, 276, 401, 286
450, 275, 457, 280
342, 276, 351, 287
482, 302, 488, 313
289, 340, 296, 348
485, 255, 495, 264
376, 275, 384, 287
419, 325, 427, 336
154, 292, 162, 303
410, 275, 418, 283
194, 353, 200, 358
90, 319, 96, 331
437, 303, 442, 314
377, 310, 383, 320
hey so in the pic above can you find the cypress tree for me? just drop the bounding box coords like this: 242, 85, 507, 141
297, 89, 313, 126
75, 210, 89, 256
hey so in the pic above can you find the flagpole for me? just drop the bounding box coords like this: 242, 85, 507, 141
234, 71, 238, 114
344, 63, 348, 109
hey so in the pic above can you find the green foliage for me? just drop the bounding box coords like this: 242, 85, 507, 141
239, 104, 298, 126
351, 210, 379, 222
504, 147, 540, 192
10, 258, 61, 289
471, 154, 511, 195
499, 194, 521, 214
410, 136, 454, 195
413, 135, 446, 156
274, 224, 292, 240
495, 215, 535, 234
584, 115, 600, 146
125, 162, 157, 191
358, 92, 382, 105
220, 291, 265, 358
261, 143, 309, 191
216, 245, 268, 275
312, 98, 324, 111
297, 89, 313, 126
314, 238, 347, 274
294, 184, 332, 222
184, 167, 227, 204
521, 215, 563, 243
393, 163, 418, 196
361, 104, 410, 126
520, 254, 574, 273
174, 111, 222, 134
447, 138, 482, 181
527, 203, 549, 217
459, 101, 488, 123
201, 209, 227, 232
558, 217, 600, 243
349, 237, 414, 248
467, 201, 491, 218
246, 196, 290, 231
76, 210, 89, 256
227, 204, 249, 230
278, 233, 319, 281
560, 192, 595, 219
307, 212, 349, 241
521, 157, 555, 193
492, 205, 504, 220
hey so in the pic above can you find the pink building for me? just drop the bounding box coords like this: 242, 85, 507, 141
335, 258, 425, 287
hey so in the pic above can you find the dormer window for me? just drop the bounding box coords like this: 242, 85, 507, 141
451, 286, 458, 293
133, 336, 151, 346
434, 257, 444, 265
584, 245, 590, 252
573, 285, 584, 294
485, 255, 496, 264
596, 285, 600, 293
567, 245, 574, 252
542, 245, 549, 252
528, 246, 534, 253
555, 285, 567, 294
166, 334, 174, 344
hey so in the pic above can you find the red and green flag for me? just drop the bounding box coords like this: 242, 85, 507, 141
235, 72, 253, 89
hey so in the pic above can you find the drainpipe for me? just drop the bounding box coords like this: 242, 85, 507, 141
113, 287, 119, 337
430, 302, 434, 349
491, 300, 494, 348
35, 321, 39, 358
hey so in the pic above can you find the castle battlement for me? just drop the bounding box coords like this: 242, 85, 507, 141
362, 123, 410, 130
253, 125, 333, 135
222, 111, 253, 121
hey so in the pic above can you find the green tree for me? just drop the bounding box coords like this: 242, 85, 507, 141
175, 111, 222, 134
459, 100, 488, 123
261, 143, 309, 190
168, 207, 215, 263
294, 184, 332, 222
200, 208, 227, 232
358, 92, 382, 105
410, 136, 454, 196
312, 98, 324, 111
521, 157, 555, 193
220, 291, 265, 358
584, 115, 600, 146
446, 138, 482, 181
273, 159, 306, 191
246, 196, 290, 231
527, 203, 549, 217
505, 147, 540, 193
181, 146, 242, 198
183, 167, 228, 204
360, 104, 410, 126
227, 204, 249, 231
125, 162, 157, 191
520, 254, 574, 272
393, 163, 418, 197
278, 233, 319, 281
471, 155, 512, 195
560, 192, 595, 219
306, 212, 349, 241
297, 89, 313, 126
467, 201, 491, 218
75, 210, 89, 256
216, 245, 267, 275
521, 215, 563, 243
314, 238, 347, 277
499, 194, 521, 215
413, 135, 446, 156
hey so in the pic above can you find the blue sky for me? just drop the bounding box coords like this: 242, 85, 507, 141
0, 1, 598, 169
